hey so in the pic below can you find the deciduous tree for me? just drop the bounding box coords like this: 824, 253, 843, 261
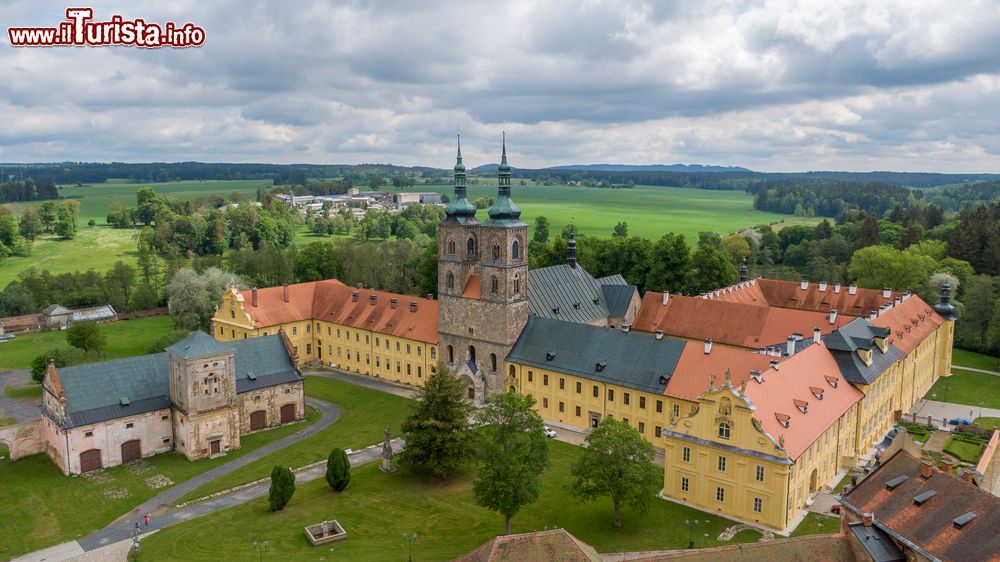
65, 321, 106, 356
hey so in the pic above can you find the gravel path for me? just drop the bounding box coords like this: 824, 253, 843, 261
0, 370, 40, 423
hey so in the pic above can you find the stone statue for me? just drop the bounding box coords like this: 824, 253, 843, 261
379, 426, 396, 474
708, 374, 716, 391
778, 434, 786, 450
739, 379, 747, 395
724, 368, 732, 386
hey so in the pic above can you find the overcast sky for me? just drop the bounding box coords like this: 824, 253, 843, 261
2, 0, 999, 172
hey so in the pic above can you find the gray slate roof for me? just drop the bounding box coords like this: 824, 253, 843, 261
43, 305, 73, 316
166, 331, 235, 359
601, 285, 635, 319
823, 318, 901, 385
528, 264, 609, 324
54, 333, 298, 428
848, 523, 906, 562
507, 316, 685, 394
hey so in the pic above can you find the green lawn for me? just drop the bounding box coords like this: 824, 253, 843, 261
0, 316, 178, 370
790, 513, 839, 537
952, 348, 1000, 372
974, 417, 1000, 430
0, 406, 319, 559
142, 440, 756, 562
944, 435, 985, 463
399, 183, 819, 242
2, 180, 272, 287
177, 376, 412, 503
3, 385, 41, 399
927, 369, 1000, 410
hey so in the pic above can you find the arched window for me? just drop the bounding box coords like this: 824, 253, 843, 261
512, 240, 520, 260
509, 365, 516, 379
468, 345, 476, 363
718, 422, 731, 440
446, 272, 455, 290
513, 274, 521, 294
447, 345, 454, 363
467, 237, 475, 257
490, 353, 497, 371
492, 243, 500, 261
447, 240, 456, 255
491, 276, 498, 295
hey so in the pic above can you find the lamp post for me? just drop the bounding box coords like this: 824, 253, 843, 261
684, 519, 698, 549
252, 540, 269, 562
403, 532, 418, 561
979, 401, 985, 422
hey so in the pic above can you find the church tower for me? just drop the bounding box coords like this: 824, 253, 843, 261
438, 133, 529, 403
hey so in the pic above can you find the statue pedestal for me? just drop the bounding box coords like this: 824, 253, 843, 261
379, 458, 396, 473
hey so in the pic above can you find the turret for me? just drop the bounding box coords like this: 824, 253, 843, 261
443, 132, 478, 223
739, 260, 748, 282
485, 132, 524, 225
933, 282, 957, 320
567, 227, 578, 269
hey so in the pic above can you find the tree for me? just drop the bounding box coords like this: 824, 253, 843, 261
613, 221, 628, 238
687, 245, 737, 293
847, 246, 935, 291
956, 276, 997, 351
145, 330, 191, 354
569, 417, 661, 528
855, 216, 880, 249
533, 216, 550, 243
473, 391, 549, 535
18, 209, 42, 242
166, 267, 244, 330
65, 321, 106, 356
398, 364, 474, 477
645, 234, 690, 293
294, 241, 341, 282
54, 202, 77, 239
105, 261, 137, 310
38, 201, 56, 232
268, 465, 296, 511
30, 348, 83, 384
325, 448, 351, 491
720, 235, 751, 266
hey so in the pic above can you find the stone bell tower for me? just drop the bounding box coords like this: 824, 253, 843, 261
438, 133, 529, 403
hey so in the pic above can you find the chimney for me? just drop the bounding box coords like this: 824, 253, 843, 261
704, 339, 713, 355
351, 291, 359, 302
800, 279, 809, 290
883, 287, 891, 298
252, 287, 258, 308
390, 297, 398, 309
862, 513, 874, 527
409, 301, 417, 312
662, 291, 670, 306
786, 336, 796, 357
834, 282, 841, 293
369, 294, 377, 306
426, 293, 434, 300
941, 458, 954, 473
655, 330, 664, 340
283, 284, 289, 303
622, 324, 630, 333
921, 460, 934, 479
961, 468, 976, 484
849, 284, 857, 295
813, 327, 822, 343
829, 309, 838, 325
819, 281, 827, 292
868, 310, 877, 321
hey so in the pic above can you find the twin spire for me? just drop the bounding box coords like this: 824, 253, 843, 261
445, 133, 522, 225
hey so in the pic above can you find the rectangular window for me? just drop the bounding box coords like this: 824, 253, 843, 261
655, 426, 662, 437
306, 323, 310, 333
418, 366, 422, 378
306, 343, 312, 355
396, 342, 401, 351
638, 421, 645, 433
656, 400, 663, 413
681, 477, 689, 492
672, 404, 680, 417
756, 465, 765, 482
639, 396, 646, 409
406, 344, 411, 354
431, 347, 436, 359
543, 374, 549, 386
337, 329, 341, 337
396, 361, 401, 373
623, 418, 629, 426
366, 334, 370, 344
623, 392, 630, 405
575, 405, 582, 416
576, 381, 582, 394
559, 378, 565, 390
718, 456, 726, 472
376, 337, 380, 346
682, 447, 690, 463
716, 487, 725, 502
346, 330, 350, 339
543, 397, 549, 408
607, 389, 614, 402
366, 354, 370, 365
356, 333, 360, 343
161, 415, 169, 421
528, 371, 533, 383
417, 347, 421, 356
328, 327, 331, 336
126, 423, 134, 429
406, 364, 411, 375
559, 401, 565, 413
593, 385, 599, 398
753, 497, 763, 513
85, 431, 94, 437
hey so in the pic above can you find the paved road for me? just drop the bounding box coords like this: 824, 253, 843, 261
953, 365, 1000, 377
909, 399, 1000, 424
0, 370, 41, 423
77, 396, 340, 552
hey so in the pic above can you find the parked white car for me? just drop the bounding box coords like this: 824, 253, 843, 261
543, 426, 557, 438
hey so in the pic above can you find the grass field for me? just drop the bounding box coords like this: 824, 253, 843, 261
0, 316, 178, 370
0, 407, 319, 559
141, 440, 759, 562
790, 513, 838, 537
405, 183, 820, 241
3, 385, 41, 399
928, 369, 1000, 410
974, 417, 1000, 429
952, 348, 999, 372
944, 435, 985, 463
178, 376, 412, 503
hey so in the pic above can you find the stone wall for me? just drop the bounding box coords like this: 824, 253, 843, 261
0, 420, 43, 460
237, 380, 305, 434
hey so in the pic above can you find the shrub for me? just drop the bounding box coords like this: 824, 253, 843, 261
268, 465, 295, 511
29, 348, 84, 384
325, 448, 351, 492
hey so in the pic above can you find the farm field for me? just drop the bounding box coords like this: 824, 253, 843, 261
405, 183, 820, 241
0, 316, 178, 370
1, 180, 271, 287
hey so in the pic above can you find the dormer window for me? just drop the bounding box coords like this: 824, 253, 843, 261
775, 413, 790, 428
545, 352, 557, 361
824, 375, 839, 388
794, 399, 809, 414
810, 387, 824, 400
595, 361, 606, 372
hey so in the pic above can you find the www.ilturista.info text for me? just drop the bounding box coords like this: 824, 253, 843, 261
8, 8, 205, 48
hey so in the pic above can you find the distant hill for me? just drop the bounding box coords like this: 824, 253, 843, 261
471, 163, 750, 173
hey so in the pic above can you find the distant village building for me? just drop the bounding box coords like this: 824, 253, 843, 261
40, 332, 304, 474
392, 192, 443, 207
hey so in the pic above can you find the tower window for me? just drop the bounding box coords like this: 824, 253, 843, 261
491, 276, 498, 295
447, 272, 455, 290
490, 353, 497, 371
448, 240, 456, 255
512, 240, 520, 260
447, 345, 454, 363
492, 243, 500, 260
514, 274, 521, 294
467, 238, 475, 256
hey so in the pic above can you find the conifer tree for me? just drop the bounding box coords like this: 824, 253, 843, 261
398, 363, 474, 477
268, 465, 295, 511
325, 448, 351, 492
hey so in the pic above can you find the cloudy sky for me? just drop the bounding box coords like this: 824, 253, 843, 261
2, 0, 999, 172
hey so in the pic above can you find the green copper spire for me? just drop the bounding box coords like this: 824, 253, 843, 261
444, 132, 477, 222
486, 131, 523, 225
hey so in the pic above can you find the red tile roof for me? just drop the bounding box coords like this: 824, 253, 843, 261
456, 529, 602, 562
870, 294, 943, 353
666, 344, 775, 402
633, 292, 851, 349
239, 280, 439, 344
841, 450, 1000, 562
462, 275, 481, 300
714, 278, 900, 316
630, 534, 855, 561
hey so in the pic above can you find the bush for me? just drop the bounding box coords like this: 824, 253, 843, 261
29, 348, 84, 384
325, 448, 351, 492
145, 330, 191, 354
268, 465, 295, 511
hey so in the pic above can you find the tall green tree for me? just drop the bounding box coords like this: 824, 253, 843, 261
473, 391, 549, 535
569, 418, 661, 528
325, 448, 351, 492
18, 209, 42, 242
532, 216, 550, 243
37, 201, 56, 232
268, 465, 296, 511
166, 267, 243, 330
54, 202, 76, 239
687, 245, 737, 293
645, 233, 690, 293
847, 245, 935, 291
105, 261, 137, 310
956, 276, 998, 351
294, 241, 341, 282
613, 221, 629, 238
398, 364, 474, 477
65, 321, 106, 356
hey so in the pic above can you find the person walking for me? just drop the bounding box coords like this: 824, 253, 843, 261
144, 515, 150, 528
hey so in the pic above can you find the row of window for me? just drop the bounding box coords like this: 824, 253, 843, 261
525, 373, 685, 415
446, 238, 523, 260
678, 478, 764, 512
678, 446, 766, 482
445, 271, 522, 295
